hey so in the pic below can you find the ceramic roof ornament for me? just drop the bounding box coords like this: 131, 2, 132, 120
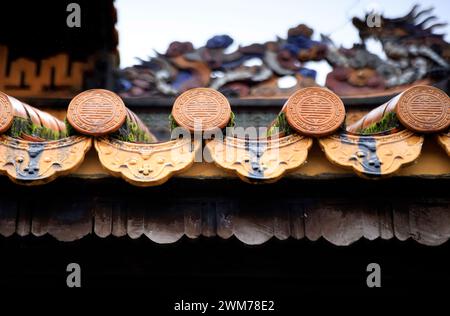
327, 5, 450, 97
165, 41, 195, 58
0, 91, 67, 141
323, 40, 390, 96
0, 91, 91, 185
206, 87, 352, 183
347, 85, 450, 134
268, 87, 346, 137
66, 89, 199, 186
116, 6, 449, 99
319, 85, 450, 178
353, 5, 449, 69
117, 25, 323, 98
67, 89, 155, 142
319, 129, 424, 178
170, 88, 234, 133
95, 136, 200, 187
206, 133, 312, 183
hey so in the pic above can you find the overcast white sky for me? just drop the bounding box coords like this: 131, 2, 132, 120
116, 0, 450, 85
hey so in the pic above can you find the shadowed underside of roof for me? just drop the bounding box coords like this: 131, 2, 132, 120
0, 177, 448, 246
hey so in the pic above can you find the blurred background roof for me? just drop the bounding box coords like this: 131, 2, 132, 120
116, 0, 450, 85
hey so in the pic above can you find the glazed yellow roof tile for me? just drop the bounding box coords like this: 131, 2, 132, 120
0, 87, 448, 185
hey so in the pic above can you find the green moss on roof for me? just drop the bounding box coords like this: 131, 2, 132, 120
358, 112, 400, 135
111, 118, 153, 143
267, 112, 293, 137
6, 117, 67, 140
168, 113, 178, 131
64, 118, 76, 137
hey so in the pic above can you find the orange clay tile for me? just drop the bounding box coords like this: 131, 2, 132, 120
172, 88, 231, 132
67, 89, 127, 136
206, 134, 313, 183
284, 87, 345, 137
0, 135, 91, 185
0, 91, 67, 137
0, 92, 14, 133
347, 85, 450, 134
95, 137, 200, 186
319, 129, 424, 178
396, 85, 449, 133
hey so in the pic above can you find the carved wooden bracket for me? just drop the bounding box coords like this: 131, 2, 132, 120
319, 129, 424, 178
438, 132, 450, 156
95, 137, 200, 186
0, 135, 91, 185
206, 134, 313, 183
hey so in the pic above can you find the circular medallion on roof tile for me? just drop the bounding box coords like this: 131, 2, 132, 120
0, 92, 14, 134
67, 89, 127, 136
172, 88, 231, 132
396, 85, 450, 133
285, 87, 345, 137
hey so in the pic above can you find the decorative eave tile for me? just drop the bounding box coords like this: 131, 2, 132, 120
206, 134, 313, 183
95, 137, 200, 187
319, 129, 424, 178
0, 135, 91, 185
437, 132, 450, 157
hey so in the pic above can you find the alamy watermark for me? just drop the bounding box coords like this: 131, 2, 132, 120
366, 12, 381, 28
66, 3, 81, 28
366, 263, 381, 288
365, 2, 382, 28
66, 263, 81, 288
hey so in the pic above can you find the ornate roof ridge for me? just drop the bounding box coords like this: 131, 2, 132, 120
0, 87, 448, 185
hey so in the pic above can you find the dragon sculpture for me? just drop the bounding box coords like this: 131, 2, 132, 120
326, 5, 449, 96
